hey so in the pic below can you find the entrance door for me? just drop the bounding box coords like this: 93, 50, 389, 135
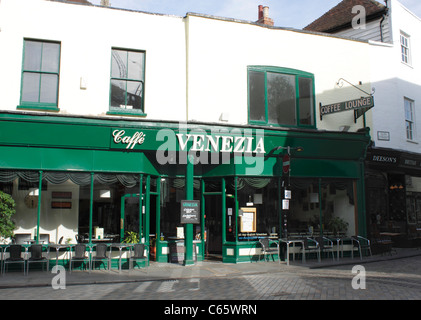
205, 194, 222, 255
120, 194, 143, 241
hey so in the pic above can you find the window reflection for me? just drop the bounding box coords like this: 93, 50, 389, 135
110, 48, 145, 112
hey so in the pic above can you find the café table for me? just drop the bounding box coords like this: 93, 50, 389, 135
279, 238, 304, 265
49, 244, 71, 266
326, 237, 346, 260
90, 238, 113, 243
379, 232, 402, 237
24, 240, 45, 244
111, 243, 133, 272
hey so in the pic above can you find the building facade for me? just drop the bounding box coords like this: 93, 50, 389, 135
306, 0, 421, 247
0, 0, 374, 265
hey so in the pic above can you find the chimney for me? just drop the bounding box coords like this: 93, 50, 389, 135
256, 5, 274, 26
101, 0, 110, 6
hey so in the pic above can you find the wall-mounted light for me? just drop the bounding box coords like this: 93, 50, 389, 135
246, 195, 254, 207
100, 190, 111, 198
28, 188, 39, 196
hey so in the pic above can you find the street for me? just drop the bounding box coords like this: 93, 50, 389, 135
1, 255, 421, 301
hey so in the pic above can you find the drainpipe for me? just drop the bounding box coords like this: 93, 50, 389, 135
380, 1, 389, 42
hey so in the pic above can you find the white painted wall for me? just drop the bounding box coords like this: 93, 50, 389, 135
12, 180, 79, 244
369, 0, 421, 153
186, 14, 372, 131
0, 0, 374, 133
0, 0, 187, 122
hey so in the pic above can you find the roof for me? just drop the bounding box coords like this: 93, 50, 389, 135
51, 0, 92, 5
304, 0, 387, 33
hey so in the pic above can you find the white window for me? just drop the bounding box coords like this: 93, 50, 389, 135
400, 32, 411, 65
405, 98, 416, 141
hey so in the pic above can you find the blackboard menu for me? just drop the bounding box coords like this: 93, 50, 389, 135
180, 200, 200, 224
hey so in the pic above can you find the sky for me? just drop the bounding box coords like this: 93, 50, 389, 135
88, 0, 421, 29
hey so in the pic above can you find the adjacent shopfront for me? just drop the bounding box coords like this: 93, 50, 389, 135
365, 147, 421, 247
0, 111, 370, 264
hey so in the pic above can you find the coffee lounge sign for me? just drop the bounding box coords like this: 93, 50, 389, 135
320, 96, 374, 120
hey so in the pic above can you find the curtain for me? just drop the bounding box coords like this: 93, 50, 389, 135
0, 170, 141, 188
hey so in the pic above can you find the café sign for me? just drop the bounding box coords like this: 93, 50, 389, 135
110, 127, 266, 154
320, 96, 374, 120
112, 129, 146, 150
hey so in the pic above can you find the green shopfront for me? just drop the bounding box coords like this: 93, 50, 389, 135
0, 111, 370, 265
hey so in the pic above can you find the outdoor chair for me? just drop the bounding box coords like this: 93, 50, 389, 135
301, 238, 321, 263
258, 238, 279, 263
316, 237, 335, 261
70, 244, 91, 272
129, 244, 148, 270
91, 244, 111, 271
75, 234, 85, 243
27, 244, 49, 274
3, 245, 26, 275
352, 236, 372, 260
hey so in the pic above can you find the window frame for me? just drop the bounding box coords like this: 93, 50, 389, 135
404, 97, 416, 141
107, 47, 147, 116
18, 38, 61, 111
247, 66, 316, 129
400, 32, 411, 66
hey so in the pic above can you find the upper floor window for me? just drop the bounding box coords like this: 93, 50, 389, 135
19, 39, 61, 111
109, 48, 146, 115
400, 32, 411, 65
248, 66, 315, 128
405, 98, 416, 141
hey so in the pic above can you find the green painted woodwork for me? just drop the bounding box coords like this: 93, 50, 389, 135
36, 171, 42, 244
247, 66, 316, 129
19, 39, 61, 111
0, 112, 371, 264
184, 155, 195, 265
0, 113, 369, 162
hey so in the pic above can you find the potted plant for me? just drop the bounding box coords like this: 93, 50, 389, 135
150, 237, 156, 261
327, 217, 349, 236
0, 191, 16, 243
122, 231, 140, 244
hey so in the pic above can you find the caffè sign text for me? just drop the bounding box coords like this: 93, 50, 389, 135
112, 130, 146, 150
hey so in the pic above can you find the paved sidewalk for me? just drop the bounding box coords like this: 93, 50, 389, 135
1, 248, 420, 289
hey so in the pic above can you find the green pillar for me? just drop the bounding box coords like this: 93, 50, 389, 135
36, 171, 43, 244
221, 178, 226, 244
156, 178, 162, 261
120, 195, 126, 241
139, 174, 143, 242
89, 173, 94, 243
201, 179, 205, 260
318, 178, 323, 238
145, 175, 151, 250
184, 154, 195, 266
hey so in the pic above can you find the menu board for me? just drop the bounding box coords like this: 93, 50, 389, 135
180, 200, 200, 224
240, 207, 256, 232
